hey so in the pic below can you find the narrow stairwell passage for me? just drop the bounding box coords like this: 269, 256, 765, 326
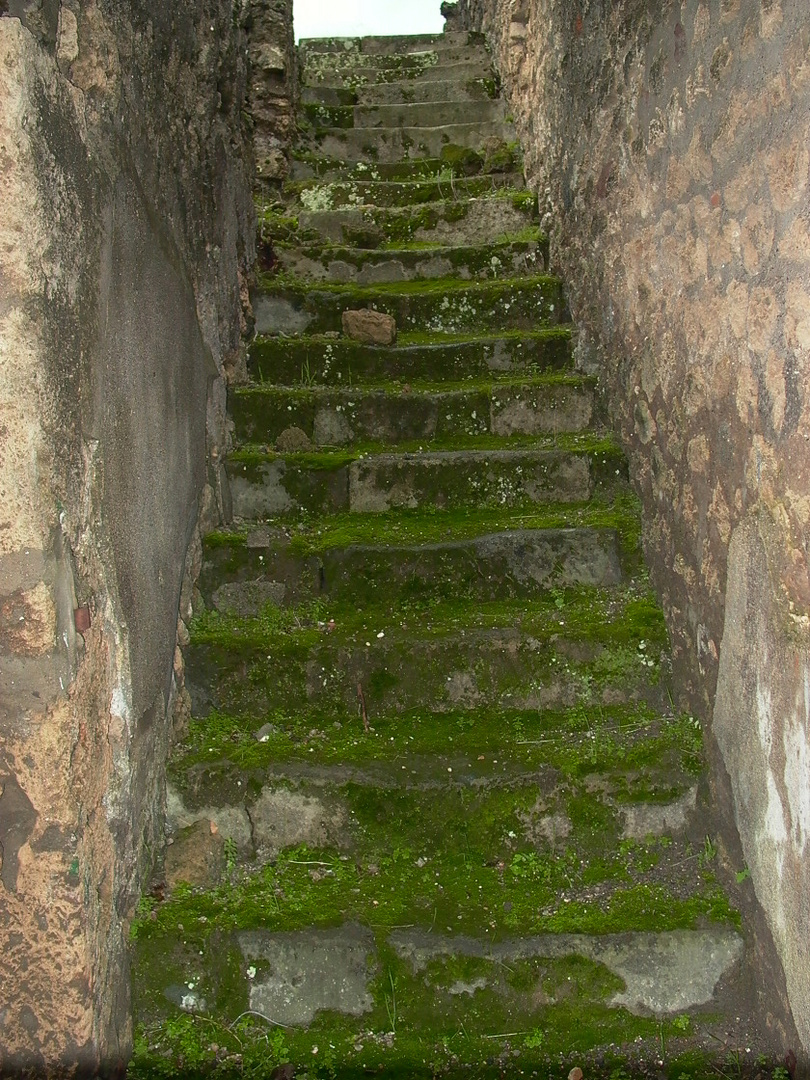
131, 28, 765, 1080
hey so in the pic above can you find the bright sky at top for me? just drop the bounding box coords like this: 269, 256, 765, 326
294, 0, 445, 42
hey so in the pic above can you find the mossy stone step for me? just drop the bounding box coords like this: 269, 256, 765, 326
248, 328, 573, 384
226, 442, 627, 518
303, 98, 506, 131
302, 58, 493, 91
302, 76, 499, 107
303, 121, 516, 164
230, 380, 595, 448
166, 755, 702, 870
283, 173, 523, 211
289, 153, 503, 182
253, 275, 560, 338
200, 527, 623, 612
302, 44, 489, 76
273, 236, 546, 284
260, 191, 537, 248
299, 31, 485, 58
185, 609, 667, 721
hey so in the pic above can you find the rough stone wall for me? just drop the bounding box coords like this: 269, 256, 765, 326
456, 0, 810, 1060
246, 0, 296, 189
0, 0, 253, 1071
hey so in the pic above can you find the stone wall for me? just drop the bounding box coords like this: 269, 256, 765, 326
246, 0, 296, 189
0, 0, 253, 1071
454, 0, 810, 1058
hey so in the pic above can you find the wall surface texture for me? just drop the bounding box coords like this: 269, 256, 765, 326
246, 0, 295, 189
456, 0, 810, 1057
0, 0, 253, 1070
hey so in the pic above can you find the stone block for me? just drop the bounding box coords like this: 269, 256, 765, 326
342, 308, 397, 345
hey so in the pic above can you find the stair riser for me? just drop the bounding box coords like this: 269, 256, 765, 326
301, 78, 498, 107
226, 450, 621, 518
284, 195, 536, 248
186, 636, 663, 719
247, 334, 573, 385
253, 279, 562, 338
303, 45, 489, 76
285, 175, 521, 211
303, 60, 493, 89
200, 530, 624, 611
303, 99, 505, 131
231, 385, 594, 447
290, 156, 449, 181
299, 31, 485, 57
275, 241, 545, 284
305, 123, 515, 163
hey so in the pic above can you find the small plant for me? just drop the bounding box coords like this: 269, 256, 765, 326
735, 865, 751, 883
672, 1013, 691, 1034
509, 851, 551, 883
224, 837, 238, 874
698, 835, 717, 866
384, 969, 397, 1032
300, 357, 315, 386
524, 1028, 545, 1050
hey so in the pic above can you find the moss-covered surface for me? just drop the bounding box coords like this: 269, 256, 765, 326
130, 32, 758, 1080
248, 326, 572, 385
202, 492, 643, 568
229, 375, 595, 447
273, 235, 548, 280
284, 174, 522, 211
258, 188, 537, 247
255, 274, 563, 336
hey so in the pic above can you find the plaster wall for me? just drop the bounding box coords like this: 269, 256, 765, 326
0, 0, 253, 1070
455, 0, 810, 1057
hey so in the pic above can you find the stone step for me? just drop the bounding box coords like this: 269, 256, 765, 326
262, 191, 536, 248
303, 98, 506, 131
273, 237, 546, 284
184, 592, 667, 719
299, 31, 485, 58
283, 173, 523, 211
231, 378, 596, 448
302, 58, 493, 90
303, 121, 516, 163
289, 152, 508, 182
166, 718, 700, 854
201, 525, 625, 612
248, 329, 573, 385
301, 77, 499, 107
302, 45, 490, 77
253, 275, 560, 339
226, 441, 627, 518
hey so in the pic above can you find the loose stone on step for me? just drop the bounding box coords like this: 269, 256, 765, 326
342, 308, 397, 345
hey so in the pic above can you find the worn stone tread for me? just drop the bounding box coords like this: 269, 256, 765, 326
302, 77, 500, 107
248, 327, 573, 384
283, 173, 524, 210
200, 526, 624, 611
305, 122, 517, 163
253, 274, 561, 338
273, 236, 546, 283
230, 378, 596, 447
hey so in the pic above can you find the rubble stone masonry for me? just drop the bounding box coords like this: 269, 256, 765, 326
456, 0, 810, 1058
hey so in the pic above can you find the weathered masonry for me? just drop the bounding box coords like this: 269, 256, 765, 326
0, 0, 808, 1075
453, 0, 810, 1058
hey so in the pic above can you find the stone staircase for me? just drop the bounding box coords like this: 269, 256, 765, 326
130, 28, 764, 1080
